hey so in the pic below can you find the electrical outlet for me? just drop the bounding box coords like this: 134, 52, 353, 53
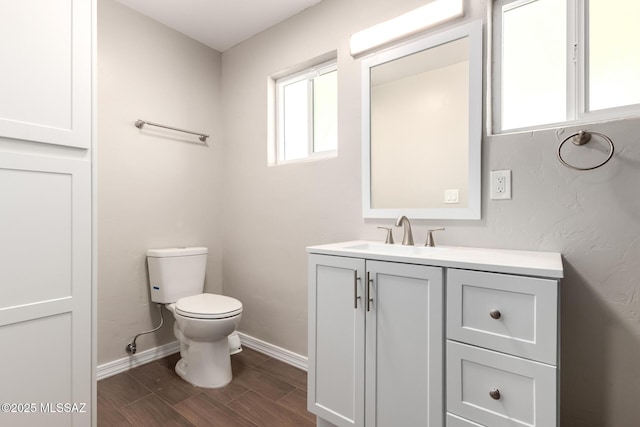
490, 170, 512, 200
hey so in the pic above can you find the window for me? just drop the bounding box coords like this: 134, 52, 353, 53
493, 0, 640, 132
275, 61, 337, 164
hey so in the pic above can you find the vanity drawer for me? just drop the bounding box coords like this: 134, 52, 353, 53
447, 413, 485, 426
446, 269, 558, 364
447, 341, 557, 427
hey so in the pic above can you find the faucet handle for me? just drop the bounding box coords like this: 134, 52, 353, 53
425, 227, 445, 247
377, 227, 395, 244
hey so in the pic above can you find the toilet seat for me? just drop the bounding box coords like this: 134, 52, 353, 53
175, 293, 242, 319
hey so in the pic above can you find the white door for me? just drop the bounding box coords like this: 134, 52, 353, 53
0, 1, 93, 426
0, 153, 92, 426
308, 254, 365, 427
0, 0, 92, 149
365, 260, 443, 427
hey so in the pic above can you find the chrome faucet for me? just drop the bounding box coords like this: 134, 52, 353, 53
394, 215, 414, 246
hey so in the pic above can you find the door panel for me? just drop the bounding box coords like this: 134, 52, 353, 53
0, 314, 73, 427
0, 153, 91, 426
365, 261, 443, 427
308, 254, 365, 427
0, 168, 72, 307
0, 0, 91, 148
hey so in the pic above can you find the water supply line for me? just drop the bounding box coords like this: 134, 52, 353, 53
126, 304, 164, 355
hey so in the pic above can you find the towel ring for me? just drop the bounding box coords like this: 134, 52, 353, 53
557, 130, 614, 171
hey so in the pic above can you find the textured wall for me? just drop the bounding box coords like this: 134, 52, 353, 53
221, 0, 640, 425
97, 0, 223, 365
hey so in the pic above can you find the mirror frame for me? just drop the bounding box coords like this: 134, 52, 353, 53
361, 20, 483, 220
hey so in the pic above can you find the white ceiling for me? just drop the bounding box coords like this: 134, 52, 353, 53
115, 0, 323, 52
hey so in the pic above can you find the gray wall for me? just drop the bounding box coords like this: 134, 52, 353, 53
97, 0, 223, 365
220, 0, 640, 425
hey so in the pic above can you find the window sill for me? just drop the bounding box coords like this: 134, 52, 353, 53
268, 151, 337, 167
488, 112, 640, 138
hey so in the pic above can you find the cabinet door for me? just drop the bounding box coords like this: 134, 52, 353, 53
0, 152, 92, 427
308, 254, 366, 427
0, 0, 91, 148
365, 261, 443, 427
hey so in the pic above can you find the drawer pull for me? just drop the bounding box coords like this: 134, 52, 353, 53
489, 309, 502, 319
489, 388, 501, 400
354, 272, 361, 309
367, 272, 374, 312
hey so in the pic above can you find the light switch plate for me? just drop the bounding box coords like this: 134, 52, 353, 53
445, 189, 459, 204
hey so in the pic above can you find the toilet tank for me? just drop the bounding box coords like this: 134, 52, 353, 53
147, 247, 208, 304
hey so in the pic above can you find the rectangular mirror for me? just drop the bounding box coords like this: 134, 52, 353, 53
362, 20, 482, 219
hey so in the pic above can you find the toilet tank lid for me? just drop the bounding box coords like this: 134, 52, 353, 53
147, 247, 208, 257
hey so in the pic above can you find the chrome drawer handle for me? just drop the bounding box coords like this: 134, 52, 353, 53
367, 272, 374, 312
354, 272, 361, 309
489, 388, 501, 400
489, 309, 502, 320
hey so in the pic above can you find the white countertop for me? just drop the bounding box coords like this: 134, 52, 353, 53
306, 240, 563, 279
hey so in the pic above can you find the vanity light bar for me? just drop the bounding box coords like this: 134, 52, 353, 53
349, 0, 464, 57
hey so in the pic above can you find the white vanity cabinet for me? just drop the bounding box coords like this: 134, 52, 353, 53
307, 254, 444, 427
308, 241, 562, 427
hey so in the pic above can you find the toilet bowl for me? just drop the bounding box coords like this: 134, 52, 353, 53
147, 247, 243, 388
166, 294, 242, 388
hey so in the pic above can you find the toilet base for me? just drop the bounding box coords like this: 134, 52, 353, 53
229, 331, 242, 355
174, 338, 232, 388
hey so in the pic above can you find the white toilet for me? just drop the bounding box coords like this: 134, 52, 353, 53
147, 247, 243, 388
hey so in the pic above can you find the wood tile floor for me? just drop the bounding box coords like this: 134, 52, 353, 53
98, 347, 316, 426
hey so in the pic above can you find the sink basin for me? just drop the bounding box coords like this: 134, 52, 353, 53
343, 242, 446, 255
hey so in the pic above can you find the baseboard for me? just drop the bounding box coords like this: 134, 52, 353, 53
96, 341, 180, 381
96, 332, 308, 381
237, 332, 308, 371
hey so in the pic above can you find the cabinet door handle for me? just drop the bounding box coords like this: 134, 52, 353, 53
489, 388, 501, 400
354, 272, 361, 309
367, 272, 373, 312
489, 309, 502, 319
